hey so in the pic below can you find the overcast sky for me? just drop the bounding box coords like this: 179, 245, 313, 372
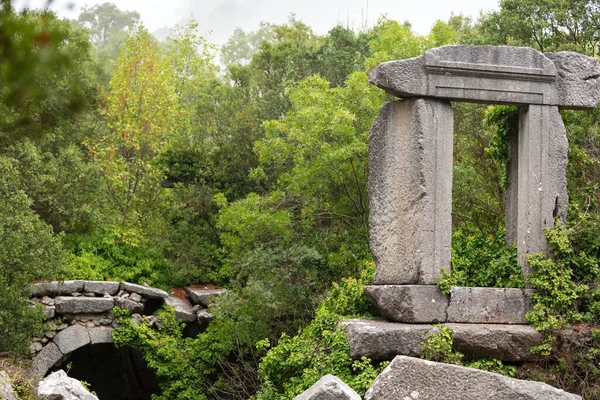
14, 0, 500, 45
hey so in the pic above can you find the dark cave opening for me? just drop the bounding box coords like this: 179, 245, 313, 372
54, 343, 160, 400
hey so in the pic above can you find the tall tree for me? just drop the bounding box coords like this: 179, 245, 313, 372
88, 25, 181, 229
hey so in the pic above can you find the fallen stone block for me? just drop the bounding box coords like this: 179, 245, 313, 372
55, 296, 115, 315
120, 282, 168, 299
447, 287, 534, 324
38, 370, 98, 400
343, 319, 437, 360
295, 374, 361, 400
365, 355, 581, 400
184, 287, 226, 307
364, 285, 449, 323
165, 295, 196, 322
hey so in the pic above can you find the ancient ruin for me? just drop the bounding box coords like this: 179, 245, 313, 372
345, 45, 600, 362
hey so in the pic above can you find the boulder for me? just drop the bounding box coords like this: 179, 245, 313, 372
38, 370, 98, 400
295, 374, 361, 400
365, 355, 581, 400
165, 295, 196, 322
184, 287, 226, 307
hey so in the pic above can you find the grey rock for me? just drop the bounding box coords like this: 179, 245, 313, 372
30, 342, 64, 380
0, 371, 19, 400
88, 327, 114, 344
38, 370, 98, 400
515, 105, 568, 276
546, 51, 600, 109
447, 323, 543, 361
53, 324, 90, 354
295, 374, 361, 400
46, 330, 56, 339
83, 292, 96, 297
131, 313, 143, 325
365, 285, 449, 323
44, 306, 55, 319
32, 282, 59, 297
120, 282, 168, 299
130, 293, 142, 303
165, 295, 196, 322
197, 309, 214, 323
83, 280, 120, 296
184, 287, 227, 307
41, 296, 54, 305
55, 296, 115, 315
30, 341, 43, 354
365, 355, 581, 400
343, 319, 438, 360
57, 280, 84, 295
115, 297, 144, 313
447, 287, 534, 324
369, 99, 453, 284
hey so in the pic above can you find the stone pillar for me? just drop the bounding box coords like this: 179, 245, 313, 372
509, 105, 568, 277
369, 98, 453, 285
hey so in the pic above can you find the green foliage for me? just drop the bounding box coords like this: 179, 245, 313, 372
0, 156, 63, 355
466, 358, 517, 377
254, 265, 384, 399
438, 227, 523, 293
420, 325, 464, 365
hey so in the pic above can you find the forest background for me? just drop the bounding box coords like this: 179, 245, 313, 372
1, 0, 600, 399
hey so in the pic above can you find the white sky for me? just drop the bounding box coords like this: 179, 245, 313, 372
14, 0, 500, 45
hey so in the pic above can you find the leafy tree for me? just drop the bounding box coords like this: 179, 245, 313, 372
77, 2, 140, 47
0, 156, 63, 355
88, 24, 182, 230
221, 22, 274, 66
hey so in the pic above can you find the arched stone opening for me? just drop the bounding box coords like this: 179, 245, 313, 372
50, 343, 160, 400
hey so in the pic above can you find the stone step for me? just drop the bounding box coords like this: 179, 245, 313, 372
365, 285, 534, 324
342, 319, 544, 362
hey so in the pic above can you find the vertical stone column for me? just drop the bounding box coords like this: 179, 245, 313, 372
510, 105, 568, 277
369, 98, 453, 285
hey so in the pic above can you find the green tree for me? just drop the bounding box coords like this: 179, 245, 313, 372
88, 25, 182, 231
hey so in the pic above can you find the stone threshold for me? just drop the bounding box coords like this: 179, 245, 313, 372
342, 318, 543, 362
365, 285, 535, 324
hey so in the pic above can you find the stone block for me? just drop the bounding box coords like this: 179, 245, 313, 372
56, 280, 84, 295
32, 282, 60, 297
364, 285, 448, 323
447, 323, 542, 361
83, 281, 120, 296
184, 287, 226, 307
365, 355, 581, 400
55, 297, 115, 315
369, 98, 453, 284
120, 282, 168, 299
343, 319, 437, 360
53, 324, 90, 354
447, 287, 534, 324
88, 327, 114, 344
546, 51, 600, 109
165, 295, 196, 322
115, 297, 144, 313
30, 342, 64, 380
295, 374, 361, 400
512, 105, 568, 276
44, 306, 55, 319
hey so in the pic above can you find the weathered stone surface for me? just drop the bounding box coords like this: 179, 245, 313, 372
55, 296, 115, 314
184, 287, 226, 307
447, 287, 534, 324
513, 105, 568, 276
546, 51, 600, 109
369, 99, 453, 285
83, 280, 120, 296
370, 45, 600, 109
57, 280, 85, 295
121, 282, 169, 299
364, 285, 448, 323
88, 326, 114, 344
115, 297, 144, 313
197, 309, 214, 324
447, 323, 542, 361
53, 324, 90, 355
30, 342, 64, 379
32, 282, 60, 297
165, 295, 196, 322
44, 306, 55, 319
0, 371, 19, 400
295, 374, 361, 400
365, 355, 581, 400
38, 370, 98, 400
343, 319, 437, 360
